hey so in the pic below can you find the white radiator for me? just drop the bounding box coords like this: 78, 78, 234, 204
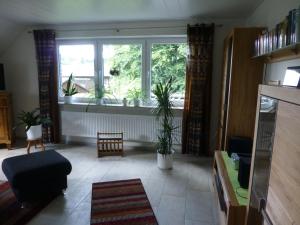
61, 111, 182, 143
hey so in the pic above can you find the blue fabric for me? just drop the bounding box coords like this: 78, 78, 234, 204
2, 150, 72, 202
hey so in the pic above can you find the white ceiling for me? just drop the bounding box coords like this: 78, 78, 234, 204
0, 0, 264, 25
0, 0, 264, 56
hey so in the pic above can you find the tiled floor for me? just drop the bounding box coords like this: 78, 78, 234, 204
0, 143, 220, 225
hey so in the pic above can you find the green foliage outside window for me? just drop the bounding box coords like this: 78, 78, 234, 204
106, 43, 186, 100
110, 45, 141, 81
105, 45, 142, 99
151, 44, 186, 96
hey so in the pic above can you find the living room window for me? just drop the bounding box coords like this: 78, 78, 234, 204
57, 37, 186, 106
58, 42, 96, 98
102, 43, 143, 100
150, 42, 187, 104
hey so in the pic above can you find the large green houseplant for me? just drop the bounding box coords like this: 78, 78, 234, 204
153, 77, 176, 169
17, 108, 51, 140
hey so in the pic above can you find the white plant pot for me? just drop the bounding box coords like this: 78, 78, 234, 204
133, 99, 140, 107
96, 98, 104, 105
157, 152, 173, 169
26, 124, 42, 140
122, 98, 128, 107
64, 96, 73, 104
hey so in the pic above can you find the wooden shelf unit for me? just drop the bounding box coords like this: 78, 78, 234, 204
245, 33, 300, 224
0, 91, 13, 149
213, 151, 247, 225
252, 42, 300, 63
246, 85, 300, 225
217, 27, 265, 150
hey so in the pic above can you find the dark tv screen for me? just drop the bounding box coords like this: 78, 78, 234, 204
0, 64, 5, 90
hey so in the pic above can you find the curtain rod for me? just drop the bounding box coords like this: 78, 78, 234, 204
27, 24, 223, 34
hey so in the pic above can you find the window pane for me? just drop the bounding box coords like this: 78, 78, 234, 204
103, 44, 142, 99
151, 43, 187, 101
59, 44, 95, 97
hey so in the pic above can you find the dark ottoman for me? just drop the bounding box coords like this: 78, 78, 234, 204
2, 150, 72, 203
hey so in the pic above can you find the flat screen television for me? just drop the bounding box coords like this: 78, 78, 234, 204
283, 66, 300, 88
0, 64, 5, 90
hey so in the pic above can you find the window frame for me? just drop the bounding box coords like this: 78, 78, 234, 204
57, 39, 98, 103
57, 36, 187, 106
98, 39, 146, 102
146, 38, 187, 105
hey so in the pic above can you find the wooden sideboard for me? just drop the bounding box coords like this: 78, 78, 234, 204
215, 85, 300, 225
213, 151, 247, 225
0, 91, 13, 148
247, 85, 300, 225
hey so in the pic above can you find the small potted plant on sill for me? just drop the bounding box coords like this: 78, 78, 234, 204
63, 74, 78, 104
17, 108, 51, 140
95, 88, 105, 105
85, 88, 106, 112
127, 88, 144, 107
122, 98, 128, 107
152, 77, 177, 169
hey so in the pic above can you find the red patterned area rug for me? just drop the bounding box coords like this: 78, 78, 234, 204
0, 181, 56, 225
91, 178, 158, 225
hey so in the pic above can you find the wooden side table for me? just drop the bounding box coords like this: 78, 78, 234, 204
27, 138, 45, 154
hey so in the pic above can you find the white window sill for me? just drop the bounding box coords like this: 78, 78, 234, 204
58, 102, 183, 117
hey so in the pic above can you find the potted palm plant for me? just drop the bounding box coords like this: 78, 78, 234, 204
17, 108, 51, 140
63, 74, 78, 104
153, 77, 176, 169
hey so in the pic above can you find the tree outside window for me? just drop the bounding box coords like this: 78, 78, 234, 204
57, 38, 187, 106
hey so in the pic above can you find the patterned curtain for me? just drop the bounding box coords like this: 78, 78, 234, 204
33, 30, 60, 143
182, 24, 214, 156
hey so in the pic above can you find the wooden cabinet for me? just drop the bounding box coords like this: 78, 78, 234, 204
247, 85, 300, 225
0, 91, 13, 148
266, 100, 300, 225
217, 28, 265, 150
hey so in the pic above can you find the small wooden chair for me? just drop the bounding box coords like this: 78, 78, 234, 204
26, 138, 45, 154
97, 132, 123, 157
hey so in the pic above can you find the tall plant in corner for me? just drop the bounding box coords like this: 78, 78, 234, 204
153, 77, 176, 169
63, 73, 78, 104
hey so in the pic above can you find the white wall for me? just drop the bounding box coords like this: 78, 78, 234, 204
0, 31, 40, 136
0, 19, 244, 150
0, 18, 25, 56
265, 58, 300, 83
247, 0, 300, 83
247, 0, 299, 28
